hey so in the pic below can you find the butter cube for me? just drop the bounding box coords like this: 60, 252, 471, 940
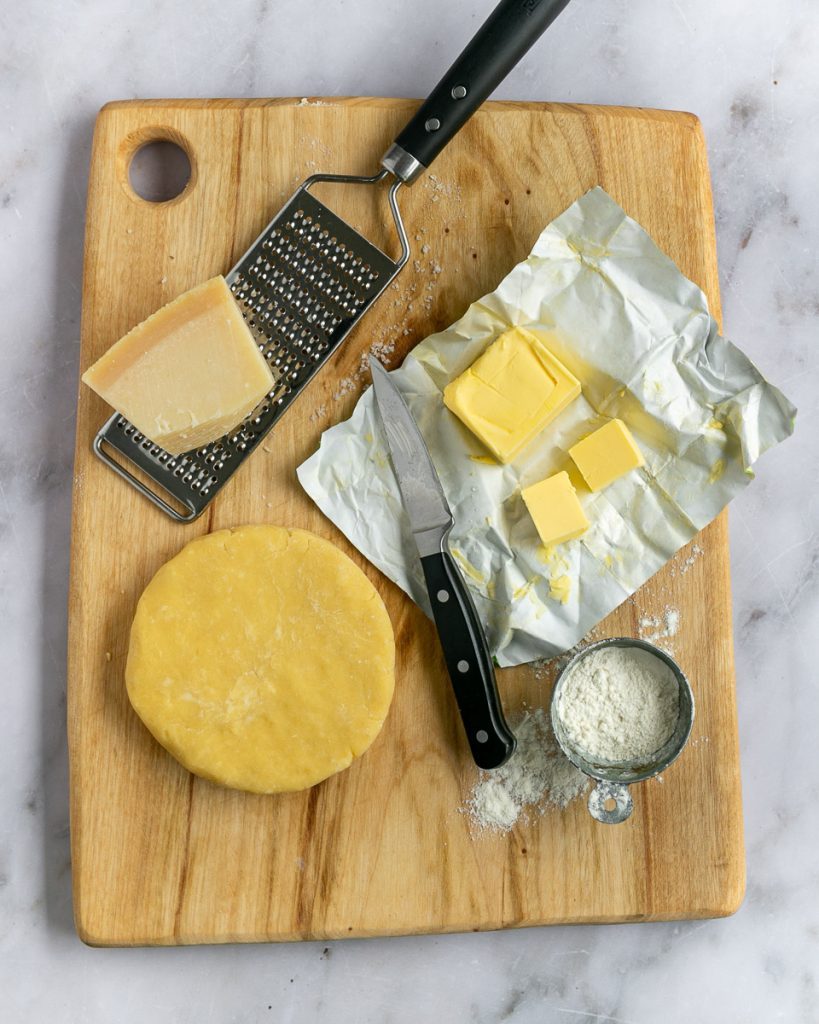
522, 471, 589, 547
569, 419, 644, 491
82, 276, 274, 456
443, 327, 581, 463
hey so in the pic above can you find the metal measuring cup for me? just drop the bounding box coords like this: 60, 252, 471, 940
550, 637, 695, 824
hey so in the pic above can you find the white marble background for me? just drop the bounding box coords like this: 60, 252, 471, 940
1, 0, 817, 1020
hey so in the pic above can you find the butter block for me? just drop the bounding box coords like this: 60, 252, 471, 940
522, 471, 589, 547
82, 276, 274, 455
569, 418, 644, 491
443, 326, 581, 463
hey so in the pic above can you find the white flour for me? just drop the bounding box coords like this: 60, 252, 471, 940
423, 173, 462, 204
638, 606, 680, 646
530, 626, 604, 683
463, 708, 588, 832
673, 543, 703, 576
325, 261, 442, 406
556, 646, 679, 762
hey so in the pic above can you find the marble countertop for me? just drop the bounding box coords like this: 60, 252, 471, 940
2, 0, 816, 1020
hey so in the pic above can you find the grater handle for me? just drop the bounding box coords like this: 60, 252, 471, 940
420, 547, 516, 770
382, 0, 572, 183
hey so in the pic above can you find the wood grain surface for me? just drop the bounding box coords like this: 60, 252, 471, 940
68, 98, 745, 946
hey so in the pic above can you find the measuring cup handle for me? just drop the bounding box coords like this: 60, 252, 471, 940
588, 782, 633, 824
382, 0, 572, 183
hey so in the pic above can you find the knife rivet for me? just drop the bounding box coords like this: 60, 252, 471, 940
476, 730, 489, 743
436, 589, 450, 603
457, 659, 470, 673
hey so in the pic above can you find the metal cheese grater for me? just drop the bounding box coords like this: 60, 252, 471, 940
94, 174, 407, 520
93, 0, 572, 521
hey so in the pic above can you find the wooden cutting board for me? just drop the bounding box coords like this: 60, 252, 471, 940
68, 98, 744, 946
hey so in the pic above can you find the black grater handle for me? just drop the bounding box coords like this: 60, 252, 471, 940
384, 0, 572, 182
420, 548, 516, 770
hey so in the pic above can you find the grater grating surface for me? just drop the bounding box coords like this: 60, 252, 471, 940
92, 2, 569, 521
93, 173, 408, 521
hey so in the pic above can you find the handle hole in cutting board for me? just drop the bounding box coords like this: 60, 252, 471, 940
129, 141, 191, 202
119, 127, 196, 205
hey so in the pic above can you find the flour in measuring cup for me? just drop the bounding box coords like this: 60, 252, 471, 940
556, 646, 679, 762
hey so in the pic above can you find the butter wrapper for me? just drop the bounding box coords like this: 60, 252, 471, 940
297, 187, 796, 667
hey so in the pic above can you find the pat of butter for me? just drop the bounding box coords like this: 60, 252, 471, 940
443, 327, 581, 463
522, 471, 589, 547
569, 418, 644, 491
82, 276, 274, 456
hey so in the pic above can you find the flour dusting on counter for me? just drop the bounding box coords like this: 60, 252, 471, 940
638, 606, 681, 647
531, 628, 604, 683
463, 709, 588, 832
324, 261, 444, 409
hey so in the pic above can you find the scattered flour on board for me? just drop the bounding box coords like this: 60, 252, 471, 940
423, 173, 463, 204
329, 338, 399, 402
297, 134, 333, 159
531, 626, 604, 685
325, 253, 444, 405
462, 708, 588, 832
638, 606, 680, 647
671, 543, 703, 577
332, 376, 358, 402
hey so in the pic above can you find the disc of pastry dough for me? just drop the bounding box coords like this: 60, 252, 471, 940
125, 525, 395, 794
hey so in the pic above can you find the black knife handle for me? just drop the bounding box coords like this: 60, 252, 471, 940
420, 549, 516, 769
391, 0, 571, 175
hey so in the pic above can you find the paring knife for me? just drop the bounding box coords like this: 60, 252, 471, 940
369, 357, 516, 770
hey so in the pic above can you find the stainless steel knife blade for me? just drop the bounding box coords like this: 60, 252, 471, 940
369, 358, 453, 556
369, 355, 516, 770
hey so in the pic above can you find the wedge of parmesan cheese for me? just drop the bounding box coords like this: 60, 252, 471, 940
82, 276, 274, 455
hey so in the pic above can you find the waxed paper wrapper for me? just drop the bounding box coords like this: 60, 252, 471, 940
297, 187, 796, 667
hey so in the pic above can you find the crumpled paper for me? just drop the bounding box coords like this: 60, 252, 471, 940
297, 187, 796, 667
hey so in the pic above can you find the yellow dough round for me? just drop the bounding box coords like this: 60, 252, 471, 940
125, 525, 395, 794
